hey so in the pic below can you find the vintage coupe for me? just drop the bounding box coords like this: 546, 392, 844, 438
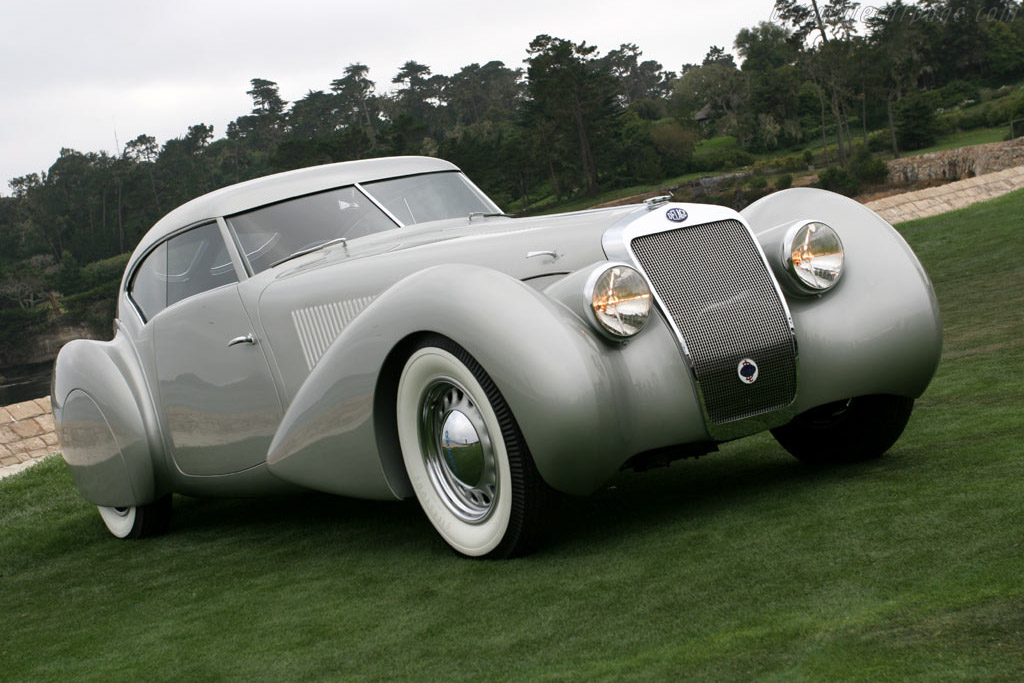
53, 156, 942, 557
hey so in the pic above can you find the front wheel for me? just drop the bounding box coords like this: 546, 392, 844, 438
396, 336, 548, 558
771, 394, 915, 465
97, 494, 172, 539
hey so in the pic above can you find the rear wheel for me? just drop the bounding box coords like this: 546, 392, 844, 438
97, 494, 172, 539
771, 394, 915, 464
396, 336, 548, 558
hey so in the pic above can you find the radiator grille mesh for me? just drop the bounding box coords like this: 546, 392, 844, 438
631, 220, 796, 423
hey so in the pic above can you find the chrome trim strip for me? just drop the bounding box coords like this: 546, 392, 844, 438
354, 183, 405, 227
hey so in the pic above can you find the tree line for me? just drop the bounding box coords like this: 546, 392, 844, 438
1, 0, 1022, 357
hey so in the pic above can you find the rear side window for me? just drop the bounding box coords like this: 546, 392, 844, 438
129, 223, 238, 322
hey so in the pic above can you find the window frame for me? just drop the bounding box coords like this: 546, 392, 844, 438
126, 219, 245, 325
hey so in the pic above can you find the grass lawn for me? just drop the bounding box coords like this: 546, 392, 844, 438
911, 126, 1013, 155
2, 191, 1022, 681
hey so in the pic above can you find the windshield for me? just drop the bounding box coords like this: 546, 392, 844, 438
227, 185, 397, 274
226, 171, 501, 274
362, 171, 499, 225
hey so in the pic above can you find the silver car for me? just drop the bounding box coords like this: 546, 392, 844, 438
53, 156, 942, 557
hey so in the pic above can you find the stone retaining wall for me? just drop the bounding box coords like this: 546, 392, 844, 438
865, 165, 1024, 224
887, 137, 1024, 184
0, 397, 59, 473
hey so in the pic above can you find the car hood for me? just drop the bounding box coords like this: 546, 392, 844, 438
268, 204, 644, 284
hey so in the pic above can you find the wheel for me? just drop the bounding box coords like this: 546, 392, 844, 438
97, 494, 172, 539
396, 336, 549, 558
771, 394, 915, 464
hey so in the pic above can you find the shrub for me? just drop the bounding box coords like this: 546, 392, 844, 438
937, 80, 981, 108
0, 306, 53, 355
935, 111, 963, 136
777, 154, 806, 172
81, 253, 130, 291
849, 146, 890, 185
817, 166, 861, 197
960, 106, 991, 130
775, 174, 793, 190
748, 175, 768, 190
896, 92, 941, 151
867, 130, 891, 152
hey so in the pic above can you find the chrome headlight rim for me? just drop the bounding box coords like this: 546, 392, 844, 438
781, 219, 845, 294
583, 262, 653, 341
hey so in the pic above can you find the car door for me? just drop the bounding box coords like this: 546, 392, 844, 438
131, 221, 283, 476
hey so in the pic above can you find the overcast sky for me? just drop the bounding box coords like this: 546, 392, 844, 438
1, 0, 776, 194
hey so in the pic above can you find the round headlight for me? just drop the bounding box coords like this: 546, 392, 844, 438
783, 220, 844, 292
585, 264, 652, 339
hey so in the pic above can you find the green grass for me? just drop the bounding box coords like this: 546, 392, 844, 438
2, 191, 1023, 681
693, 135, 739, 156
910, 126, 1013, 155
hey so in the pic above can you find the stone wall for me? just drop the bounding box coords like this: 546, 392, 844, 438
0, 324, 99, 369
866, 165, 1024, 225
887, 137, 1024, 184
0, 397, 59, 471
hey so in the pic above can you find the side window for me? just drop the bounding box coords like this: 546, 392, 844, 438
129, 242, 167, 322
129, 223, 238, 322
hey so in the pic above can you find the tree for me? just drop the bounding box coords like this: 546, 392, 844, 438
442, 61, 522, 126
246, 78, 287, 116
670, 61, 747, 137
289, 90, 338, 138
525, 35, 621, 197
603, 43, 676, 105
389, 60, 446, 128
703, 46, 738, 68
774, 0, 861, 166
330, 63, 379, 140
735, 22, 799, 72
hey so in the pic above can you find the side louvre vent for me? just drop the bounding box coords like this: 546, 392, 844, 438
292, 296, 376, 370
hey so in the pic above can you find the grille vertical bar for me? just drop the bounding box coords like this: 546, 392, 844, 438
631, 220, 796, 424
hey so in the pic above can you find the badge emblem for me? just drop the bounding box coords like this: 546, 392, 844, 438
737, 358, 759, 384
665, 207, 688, 223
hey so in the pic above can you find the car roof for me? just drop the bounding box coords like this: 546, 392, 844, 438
131, 156, 459, 260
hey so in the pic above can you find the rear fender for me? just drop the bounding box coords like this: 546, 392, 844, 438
52, 330, 164, 507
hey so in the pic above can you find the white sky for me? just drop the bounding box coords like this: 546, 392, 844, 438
1, 0, 776, 194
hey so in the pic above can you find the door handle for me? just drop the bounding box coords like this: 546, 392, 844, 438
227, 333, 256, 348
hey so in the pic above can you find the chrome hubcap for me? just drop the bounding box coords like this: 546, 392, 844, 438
419, 380, 498, 523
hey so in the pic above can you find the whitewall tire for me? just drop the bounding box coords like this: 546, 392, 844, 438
396, 336, 547, 558
96, 495, 172, 539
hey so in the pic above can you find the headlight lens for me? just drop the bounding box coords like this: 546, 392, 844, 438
784, 221, 844, 292
586, 264, 652, 339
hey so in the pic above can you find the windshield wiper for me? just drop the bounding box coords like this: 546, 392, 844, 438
468, 211, 511, 222
270, 237, 348, 268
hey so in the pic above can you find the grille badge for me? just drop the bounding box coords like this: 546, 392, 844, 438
665, 207, 688, 223
737, 358, 759, 384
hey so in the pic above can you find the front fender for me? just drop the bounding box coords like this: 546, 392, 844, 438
266, 263, 702, 498
742, 188, 942, 410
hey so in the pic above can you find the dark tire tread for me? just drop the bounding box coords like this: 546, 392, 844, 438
771, 394, 915, 465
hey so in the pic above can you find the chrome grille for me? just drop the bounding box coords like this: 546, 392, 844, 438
631, 220, 797, 424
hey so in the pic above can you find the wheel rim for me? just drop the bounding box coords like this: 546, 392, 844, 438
419, 379, 498, 523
